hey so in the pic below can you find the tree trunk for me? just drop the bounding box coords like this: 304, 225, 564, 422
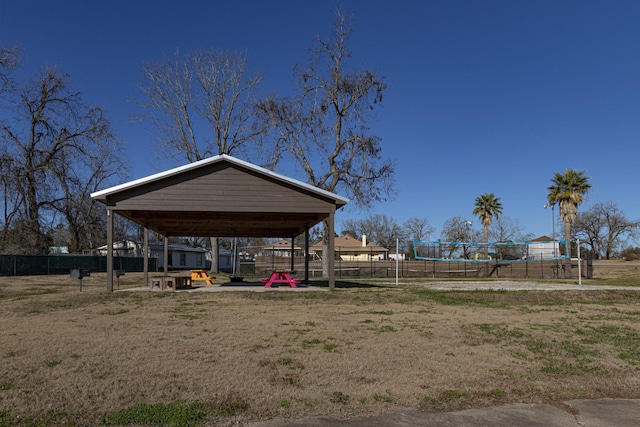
483, 225, 489, 257
564, 221, 572, 278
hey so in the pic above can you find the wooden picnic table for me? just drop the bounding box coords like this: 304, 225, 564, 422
261, 270, 301, 288
190, 269, 215, 285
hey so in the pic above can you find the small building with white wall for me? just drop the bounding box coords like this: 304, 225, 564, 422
527, 235, 560, 260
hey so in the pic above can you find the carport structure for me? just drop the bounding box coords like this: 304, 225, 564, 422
91, 155, 348, 292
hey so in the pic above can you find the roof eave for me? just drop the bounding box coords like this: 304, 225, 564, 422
90, 154, 349, 207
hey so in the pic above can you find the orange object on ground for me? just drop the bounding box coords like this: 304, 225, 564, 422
190, 269, 215, 285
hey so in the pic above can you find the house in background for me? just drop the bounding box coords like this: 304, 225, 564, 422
149, 242, 208, 271
49, 246, 69, 254
261, 240, 304, 257
310, 235, 389, 261
95, 240, 232, 271
94, 239, 144, 257
527, 235, 560, 260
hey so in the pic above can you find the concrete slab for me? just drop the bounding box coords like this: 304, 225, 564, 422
569, 399, 640, 427
120, 283, 328, 293
251, 399, 640, 427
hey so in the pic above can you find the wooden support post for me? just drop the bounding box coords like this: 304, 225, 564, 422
290, 236, 295, 272
328, 210, 335, 290
304, 228, 310, 285
106, 208, 114, 293
164, 235, 169, 274
143, 227, 149, 287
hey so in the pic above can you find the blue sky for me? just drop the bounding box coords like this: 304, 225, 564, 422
3, 0, 639, 242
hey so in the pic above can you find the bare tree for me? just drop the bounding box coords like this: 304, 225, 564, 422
52, 146, 126, 252
488, 216, 532, 243
487, 216, 533, 259
258, 7, 394, 276
0, 45, 19, 93
366, 215, 404, 250
0, 46, 21, 246
139, 49, 264, 161
403, 216, 435, 241
138, 49, 265, 271
342, 215, 403, 250
573, 201, 640, 259
402, 216, 435, 258
440, 216, 478, 259
1, 67, 124, 254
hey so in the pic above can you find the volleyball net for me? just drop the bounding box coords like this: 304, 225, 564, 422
412, 239, 569, 262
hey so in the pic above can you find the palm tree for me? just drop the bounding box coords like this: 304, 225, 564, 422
547, 169, 591, 252
473, 193, 503, 258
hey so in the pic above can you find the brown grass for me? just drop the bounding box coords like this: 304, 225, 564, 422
1, 261, 640, 426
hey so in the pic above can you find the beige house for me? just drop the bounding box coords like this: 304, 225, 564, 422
310, 235, 389, 261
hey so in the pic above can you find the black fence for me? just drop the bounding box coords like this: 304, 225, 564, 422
0, 255, 157, 276
250, 257, 593, 280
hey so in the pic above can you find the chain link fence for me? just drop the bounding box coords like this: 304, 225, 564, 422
247, 257, 592, 280
0, 255, 157, 276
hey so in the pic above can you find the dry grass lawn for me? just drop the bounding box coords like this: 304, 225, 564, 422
1, 261, 640, 426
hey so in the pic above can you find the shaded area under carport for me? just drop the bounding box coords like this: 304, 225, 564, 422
91, 155, 348, 292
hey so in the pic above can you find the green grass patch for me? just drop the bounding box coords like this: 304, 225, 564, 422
373, 390, 394, 403
278, 358, 303, 369
371, 325, 396, 333
440, 389, 469, 401
407, 289, 512, 308
101, 400, 207, 427
281, 375, 301, 386
323, 343, 336, 352
0, 411, 11, 427
279, 399, 291, 408
302, 338, 322, 348
470, 320, 640, 377
491, 388, 506, 397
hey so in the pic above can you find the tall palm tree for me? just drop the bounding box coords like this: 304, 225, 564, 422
473, 193, 503, 258
547, 169, 591, 260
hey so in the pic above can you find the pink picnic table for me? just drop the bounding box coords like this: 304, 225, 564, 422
261, 270, 301, 288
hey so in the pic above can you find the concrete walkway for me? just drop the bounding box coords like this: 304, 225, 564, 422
251, 399, 640, 427
122, 280, 640, 293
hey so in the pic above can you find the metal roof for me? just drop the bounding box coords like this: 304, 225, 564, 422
91, 154, 349, 205
91, 155, 348, 238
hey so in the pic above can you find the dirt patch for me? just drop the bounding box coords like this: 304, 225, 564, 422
1, 269, 640, 426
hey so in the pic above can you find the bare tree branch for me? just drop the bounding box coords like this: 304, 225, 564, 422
1, 66, 125, 254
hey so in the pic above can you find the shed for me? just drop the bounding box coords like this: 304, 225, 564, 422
527, 235, 560, 260
91, 154, 348, 291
